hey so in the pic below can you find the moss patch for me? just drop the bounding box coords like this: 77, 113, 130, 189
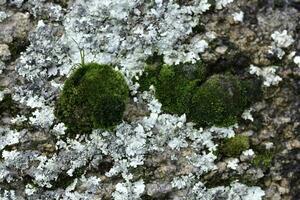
137, 60, 259, 127
155, 64, 200, 115
137, 62, 207, 116
219, 135, 250, 157
190, 74, 250, 126
252, 150, 275, 169
136, 64, 161, 92
55, 63, 129, 134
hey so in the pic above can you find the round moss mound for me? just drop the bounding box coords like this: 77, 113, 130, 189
55, 63, 129, 133
190, 74, 249, 127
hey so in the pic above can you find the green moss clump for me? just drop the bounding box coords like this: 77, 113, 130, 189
155, 64, 195, 115
220, 135, 250, 157
136, 64, 161, 92
252, 150, 274, 169
190, 74, 250, 127
55, 63, 129, 134
156, 62, 207, 115
137, 58, 260, 127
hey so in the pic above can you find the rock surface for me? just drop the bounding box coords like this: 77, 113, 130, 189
0, 0, 299, 199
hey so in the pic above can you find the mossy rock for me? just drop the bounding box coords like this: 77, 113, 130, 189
190, 74, 249, 127
220, 135, 250, 157
55, 63, 129, 134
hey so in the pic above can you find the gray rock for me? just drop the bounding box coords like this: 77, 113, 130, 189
0, 12, 31, 44
0, 0, 6, 5
146, 182, 172, 197
0, 44, 11, 61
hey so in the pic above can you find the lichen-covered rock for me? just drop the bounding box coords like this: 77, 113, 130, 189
0, 0, 299, 199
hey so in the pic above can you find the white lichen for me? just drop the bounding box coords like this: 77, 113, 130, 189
0, 128, 26, 151
29, 106, 55, 128
112, 180, 145, 200
249, 64, 282, 87
216, 0, 234, 9
293, 56, 300, 68
269, 30, 294, 59
271, 30, 294, 48
242, 149, 255, 157
232, 11, 244, 22
227, 158, 239, 170
242, 108, 254, 122
0, 11, 8, 22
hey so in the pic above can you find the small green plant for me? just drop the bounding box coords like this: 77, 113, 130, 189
252, 150, 275, 169
219, 135, 250, 157
55, 63, 129, 133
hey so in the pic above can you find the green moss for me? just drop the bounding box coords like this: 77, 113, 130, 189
136, 64, 161, 92
156, 63, 207, 115
55, 63, 129, 134
155, 65, 192, 115
252, 150, 274, 169
190, 74, 248, 126
137, 59, 259, 127
220, 135, 250, 157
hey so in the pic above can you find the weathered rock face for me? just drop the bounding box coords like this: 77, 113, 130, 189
0, 44, 10, 60
0, 0, 299, 199
254, 69, 300, 200
0, 12, 31, 44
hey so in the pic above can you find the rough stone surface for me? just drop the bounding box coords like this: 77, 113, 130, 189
0, 0, 299, 199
